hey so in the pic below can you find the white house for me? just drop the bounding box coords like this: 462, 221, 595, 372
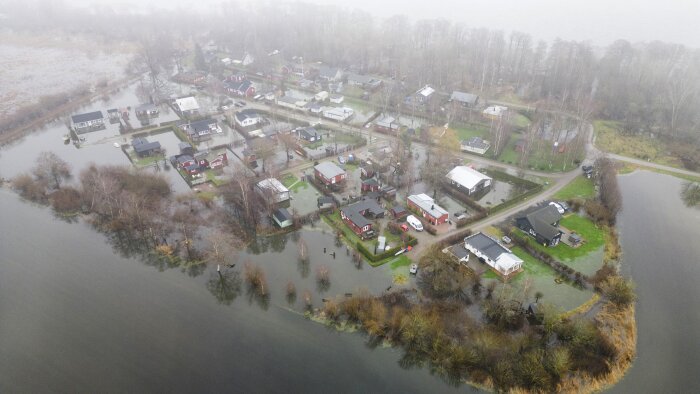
174, 97, 200, 115
322, 107, 354, 122
483, 105, 508, 119
446, 166, 492, 195
234, 109, 262, 128
329, 94, 344, 104
71, 111, 104, 132
256, 178, 291, 203
314, 91, 329, 101
464, 232, 523, 276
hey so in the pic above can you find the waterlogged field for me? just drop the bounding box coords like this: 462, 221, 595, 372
0, 43, 130, 117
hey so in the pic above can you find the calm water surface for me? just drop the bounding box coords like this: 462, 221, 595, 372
610, 171, 700, 392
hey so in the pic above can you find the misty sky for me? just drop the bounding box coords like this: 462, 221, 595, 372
65, 0, 700, 48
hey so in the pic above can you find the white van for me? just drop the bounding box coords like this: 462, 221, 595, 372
406, 215, 423, 231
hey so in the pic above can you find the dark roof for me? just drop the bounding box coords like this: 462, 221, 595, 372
341, 198, 384, 228
235, 109, 260, 122
135, 103, 158, 112
176, 155, 194, 164
362, 178, 379, 186
450, 91, 479, 105
462, 137, 490, 150
134, 142, 161, 153
391, 205, 407, 214
318, 196, 335, 205
179, 142, 193, 150
299, 127, 320, 139
190, 119, 216, 133
273, 208, 293, 223
516, 205, 562, 241
465, 232, 512, 262
71, 111, 103, 124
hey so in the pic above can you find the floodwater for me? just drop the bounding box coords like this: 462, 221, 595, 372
0, 189, 468, 393
609, 171, 700, 392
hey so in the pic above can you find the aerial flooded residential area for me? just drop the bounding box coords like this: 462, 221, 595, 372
0, 1, 699, 393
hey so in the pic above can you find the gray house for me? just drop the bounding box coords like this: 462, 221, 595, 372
515, 205, 563, 247
71, 111, 104, 133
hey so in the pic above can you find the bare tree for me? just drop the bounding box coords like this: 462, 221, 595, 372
32, 151, 71, 190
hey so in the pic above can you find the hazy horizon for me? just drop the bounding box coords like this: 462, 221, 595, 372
54, 0, 700, 48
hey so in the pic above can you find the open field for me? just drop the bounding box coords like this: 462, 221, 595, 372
594, 120, 684, 168
554, 175, 595, 200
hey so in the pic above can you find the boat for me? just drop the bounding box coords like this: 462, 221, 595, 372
62, 134, 70, 143
394, 248, 406, 256
113, 142, 120, 148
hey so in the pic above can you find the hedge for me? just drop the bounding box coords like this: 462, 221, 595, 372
356, 241, 403, 263
437, 228, 473, 249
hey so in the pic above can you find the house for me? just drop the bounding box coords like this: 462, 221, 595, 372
446, 166, 493, 195
346, 73, 382, 91
307, 102, 323, 114
131, 137, 161, 157
407, 193, 449, 225
70, 111, 104, 133
173, 154, 197, 172
174, 97, 200, 116
390, 204, 408, 219
464, 232, 524, 277
460, 137, 491, 155
234, 109, 262, 128
179, 142, 195, 156
322, 107, 354, 122
413, 85, 435, 104
380, 186, 397, 200
374, 115, 400, 133
181, 118, 221, 141
276, 95, 309, 111
317, 196, 336, 209
225, 79, 256, 97
233, 52, 255, 67
330, 94, 344, 104
281, 62, 306, 77
107, 108, 120, 123
135, 103, 159, 118
261, 122, 293, 138
450, 91, 479, 108
272, 208, 294, 228
515, 205, 563, 247
256, 178, 291, 204
483, 105, 508, 119
340, 197, 385, 238
298, 127, 322, 142
314, 91, 329, 102
225, 72, 246, 83
360, 162, 375, 179
205, 151, 228, 169
361, 178, 380, 193
314, 161, 346, 186
318, 66, 343, 82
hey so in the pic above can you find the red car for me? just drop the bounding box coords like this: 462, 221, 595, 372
400, 224, 409, 232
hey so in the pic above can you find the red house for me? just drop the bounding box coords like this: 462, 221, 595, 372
407, 193, 449, 225
314, 162, 346, 186
361, 178, 380, 193
340, 198, 385, 239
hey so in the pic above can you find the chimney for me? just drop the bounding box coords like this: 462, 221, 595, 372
431, 204, 434, 210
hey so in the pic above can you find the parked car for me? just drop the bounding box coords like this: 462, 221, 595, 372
400, 223, 409, 232
237, 101, 247, 106
409, 264, 418, 275
502, 236, 512, 244
406, 215, 423, 231
549, 201, 565, 214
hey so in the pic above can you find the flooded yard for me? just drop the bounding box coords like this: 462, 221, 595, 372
474, 180, 521, 207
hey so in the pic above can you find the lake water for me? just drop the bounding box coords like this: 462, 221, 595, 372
609, 171, 700, 392
0, 189, 470, 393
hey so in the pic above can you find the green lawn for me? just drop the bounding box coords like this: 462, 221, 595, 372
516, 214, 605, 263
205, 170, 228, 186
511, 112, 532, 129
497, 137, 583, 172
485, 246, 595, 311
553, 176, 595, 200
389, 255, 412, 270
453, 123, 490, 141
594, 120, 683, 168
281, 173, 309, 192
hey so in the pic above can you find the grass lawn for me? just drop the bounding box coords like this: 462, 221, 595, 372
511, 112, 532, 129
281, 173, 309, 192
517, 214, 605, 264
389, 255, 412, 270
131, 154, 163, 167
497, 137, 583, 172
204, 170, 228, 186
484, 246, 595, 311
333, 132, 365, 145
453, 123, 490, 141
554, 176, 595, 200
344, 96, 374, 112
594, 120, 683, 168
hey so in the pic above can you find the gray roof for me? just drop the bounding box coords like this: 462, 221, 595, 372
450, 91, 479, 105
516, 205, 562, 241
341, 198, 384, 228
273, 208, 293, 223
190, 118, 217, 133
135, 103, 158, 112
461, 137, 490, 150
465, 232, 511, 262
132, 137, 161, 153
71, 111, 103, 124
319, 66, 341, 79
299, 127, 320, 139
315, 161, 345, 179
235, 109, 260, 122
